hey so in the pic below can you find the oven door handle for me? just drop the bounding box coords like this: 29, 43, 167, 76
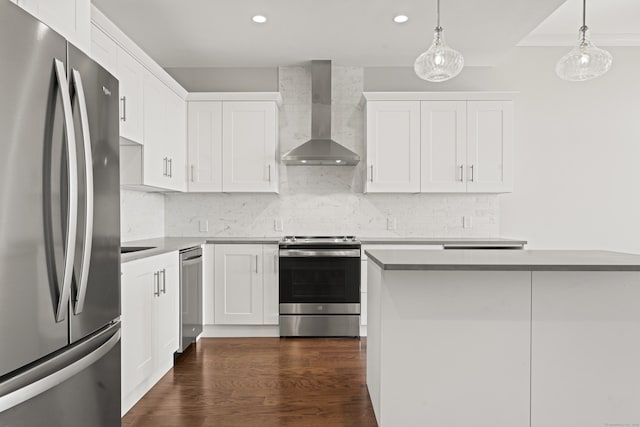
279, 249, 361, 258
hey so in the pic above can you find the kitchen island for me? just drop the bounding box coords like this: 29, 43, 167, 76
365, 249, 640, 427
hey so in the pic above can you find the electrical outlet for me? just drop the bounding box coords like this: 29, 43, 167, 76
463, 216, 473, 229
199, 219, 209, 232
274, 218, 283, 232
387, 217, 397, 231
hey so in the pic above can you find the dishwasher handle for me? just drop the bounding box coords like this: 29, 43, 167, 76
181, 256, 202, 267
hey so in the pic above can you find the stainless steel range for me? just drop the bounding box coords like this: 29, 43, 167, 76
279, 236, 361, 337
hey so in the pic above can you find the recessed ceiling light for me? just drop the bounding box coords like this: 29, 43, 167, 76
335, 160, 342, 163
394, 15, 409, 24
252, 15, 267, 24
301, 160, 308, 163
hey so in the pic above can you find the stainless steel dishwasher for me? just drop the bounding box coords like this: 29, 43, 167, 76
177, 247, 203, 353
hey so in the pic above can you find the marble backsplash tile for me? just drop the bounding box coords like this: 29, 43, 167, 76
164, 65, 499, 238
121, 189, 165, 241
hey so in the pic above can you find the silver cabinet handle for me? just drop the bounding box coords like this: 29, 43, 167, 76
153, 271, 160, 296
168, 158, 173, 178
54, 58, 78, 323
267, 164, 271, 182
469, 164, 475, 182
191, 165, 195, 182
369, 165, 374, 182
120, 96, 126, 122
162, 269, 166, 294
458, 165, 464, 182
163, 157, 167, 177
71, 69, 94, 316
255, 255, 259, 273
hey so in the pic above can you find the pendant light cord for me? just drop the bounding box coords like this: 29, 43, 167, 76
436, 0, 442, 30
580, 0, 588, 43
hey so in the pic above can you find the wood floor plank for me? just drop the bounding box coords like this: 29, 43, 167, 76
122, 338, 378, 426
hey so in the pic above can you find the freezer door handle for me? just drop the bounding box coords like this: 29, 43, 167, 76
70, 69, 94, 315
53, 58, 78, 323
0, 324, 120, 413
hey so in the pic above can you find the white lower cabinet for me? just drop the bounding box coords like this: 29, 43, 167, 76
213, 244, 279, 325
120, 251, 179, 416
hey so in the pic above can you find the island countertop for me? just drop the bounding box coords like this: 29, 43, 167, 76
365, 249, 640, 271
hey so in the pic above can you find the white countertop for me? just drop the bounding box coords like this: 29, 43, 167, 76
365, 249, 640, 271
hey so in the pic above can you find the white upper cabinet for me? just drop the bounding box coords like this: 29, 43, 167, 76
116, 47, 145, 144
141, 74, 186, 192
365, 101, 421, 193
17, 0, 90, 53
187, 101, 223, 192
90, 24, 117, 75
166, 90, 187, 192
222, 101, 278, 193
420, 101, 467, 192
141, 73, 168, 189
363, 93, 515, 194
466, 101, 514, 193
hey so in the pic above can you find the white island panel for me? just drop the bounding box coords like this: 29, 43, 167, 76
532, 271, 640, 427
368, 265, 531, 427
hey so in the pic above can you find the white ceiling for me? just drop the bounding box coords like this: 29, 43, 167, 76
520, 0, 640, 46
92, 0, 566, 68
92, 0, 639, 69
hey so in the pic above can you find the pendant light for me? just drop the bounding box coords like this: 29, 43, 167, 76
414, 0, 464, 82
556, 0, 612, 81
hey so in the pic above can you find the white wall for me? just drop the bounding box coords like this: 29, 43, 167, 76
121, 189, 165, 242
164, 65, 499, 238
366, 47, 640, 253
165, 67, 278, 92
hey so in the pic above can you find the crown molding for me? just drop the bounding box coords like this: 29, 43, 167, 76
518, 33, 640, 47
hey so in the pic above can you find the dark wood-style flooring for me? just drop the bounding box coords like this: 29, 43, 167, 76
122, 338, 378, 426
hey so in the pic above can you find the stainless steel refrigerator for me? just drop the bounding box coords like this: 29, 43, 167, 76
0, 2, 121, 425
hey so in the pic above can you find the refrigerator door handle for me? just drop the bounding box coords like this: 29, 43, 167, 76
70, 69, 94, 316
0, 324, 120, 413
53, 58, 78, 323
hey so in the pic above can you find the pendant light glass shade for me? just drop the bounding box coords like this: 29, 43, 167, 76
555, 0, 612, 81
556, 27, 612, 81
414, 0, 464, 82
414, 27, 464, 82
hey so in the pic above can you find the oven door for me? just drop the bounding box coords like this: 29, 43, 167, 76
279, 249, 361, 304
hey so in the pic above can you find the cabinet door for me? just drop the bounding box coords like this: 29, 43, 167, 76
142, 73, 168, 189
165, 91, 187, 192
360, 259, 367, 326
222, 101, 278, 193
420, 101, 467, 193
154, 253, 180, 363
187, 102, 223, 192
203, 244, 215, 325
466, 100, 514, 193
531, 272, 640, 427
90, 24, 117, 76
18, 0, 90, 53
120, 259, 155, 399
365, 101, 421, 193
117, 47, 145, 144
214, 245, 263, 324
262, 245, 279, 325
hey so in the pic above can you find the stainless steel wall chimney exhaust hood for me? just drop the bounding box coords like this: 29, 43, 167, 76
282, 60, 360, 166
